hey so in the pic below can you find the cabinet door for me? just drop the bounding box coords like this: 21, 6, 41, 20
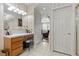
11, 47, 23, 56
12, 37, 23, 43
11, 41, 23, 50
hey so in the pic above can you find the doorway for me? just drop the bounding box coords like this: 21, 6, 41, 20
41, 16, 50, 43
34, 4, 51, 55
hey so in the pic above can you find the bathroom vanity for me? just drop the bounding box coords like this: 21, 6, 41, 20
4, 33, 33, 56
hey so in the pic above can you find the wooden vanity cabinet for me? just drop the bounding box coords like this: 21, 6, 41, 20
4, 37, 23, 56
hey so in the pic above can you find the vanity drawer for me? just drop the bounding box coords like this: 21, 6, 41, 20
12, 37, 23, 43
11, 47, 23, 56
11, 41, 23, 50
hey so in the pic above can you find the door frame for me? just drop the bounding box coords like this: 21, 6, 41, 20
75, 3, 79, 55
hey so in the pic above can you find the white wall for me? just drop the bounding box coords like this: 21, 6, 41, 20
28, 15, 34, 32
0, 4, 4, 49
22, 15, 34, 33
22, 15, 28, 27
34, 7, 42, 47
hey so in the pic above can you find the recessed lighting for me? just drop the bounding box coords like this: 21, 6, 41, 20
43, 8, 46, 10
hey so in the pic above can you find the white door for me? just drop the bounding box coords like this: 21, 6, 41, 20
53, 5, 76, 55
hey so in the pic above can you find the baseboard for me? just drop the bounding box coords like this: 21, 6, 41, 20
53, 50, 72, 56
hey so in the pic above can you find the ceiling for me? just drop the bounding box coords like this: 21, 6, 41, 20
24, 3, 39, 15
4, 3, 53, 17
35, 3, 52, 18
4, 3, 39, 16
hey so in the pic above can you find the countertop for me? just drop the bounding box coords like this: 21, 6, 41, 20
4, 33, 33, 38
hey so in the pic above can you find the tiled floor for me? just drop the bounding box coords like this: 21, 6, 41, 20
20, 39, 68, 56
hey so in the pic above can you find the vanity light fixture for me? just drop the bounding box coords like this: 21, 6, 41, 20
22, 12, 27, 15
18, 10, 24, 14
8, 6, 16, 11
14, 8, 20, 12
7, 4, 27, 16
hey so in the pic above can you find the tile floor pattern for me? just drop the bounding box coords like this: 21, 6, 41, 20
20, 39, 68, 56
